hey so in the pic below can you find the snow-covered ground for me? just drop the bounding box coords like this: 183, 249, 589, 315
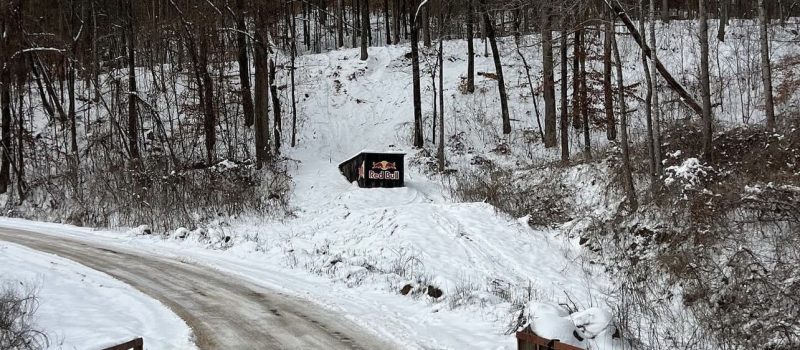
0, 40, 622, 348
0, 241, 195, 350
7, 18, 792, 349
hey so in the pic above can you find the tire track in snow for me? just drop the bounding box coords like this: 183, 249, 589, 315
0, 227, 397, 350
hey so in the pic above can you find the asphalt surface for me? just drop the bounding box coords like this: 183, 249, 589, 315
0, 227, 395, 350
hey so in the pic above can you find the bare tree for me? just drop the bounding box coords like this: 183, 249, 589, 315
542, 4, 557, 147
603, 6, 616, 141
759, 0, 776, 130
465, 0, 475, 93
361, 0, 370, 60
560, 16, 569, 163
236, 0, 255, 128
699, 0, 713, 161
127, 0, 139, 160
411, 0, 424, 148
650, 0, 662, 175
479, 0, 510, 135
612, 19, 637, 210
437, 7, 445, 172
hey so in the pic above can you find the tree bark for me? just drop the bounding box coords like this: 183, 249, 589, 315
199, 26, 217, 165
269, 59, 282, 155
718, 0, 729, 41
422, 5, 431, 47
465, 0, 475, 93
560, 19, 569, 163
572, 27, 580, 131
338, 0, 345, 47
254, 9, 271, 168
384, 0, 391, 45
612, 24, 637, 211
650, 0, 662, 175
480, 0, 511, 135
699, 0, 713, 161
0, 68, 11, 194
361, 0, 370, 60
760, 0, 776, 130
290, 4, 298, 147
236, 0, 255, 128
411, 0, 424, 147
640, 1, 655, 178
542, 5, 557, 147
437, 11, 445, 172
604, 7, 616, 140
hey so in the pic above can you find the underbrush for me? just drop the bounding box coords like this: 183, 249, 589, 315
0, 281, 48, 350
583, 119, 800, 349
5, 155, 293, 233
448, 161, 573, 228
446, 118, 800, 349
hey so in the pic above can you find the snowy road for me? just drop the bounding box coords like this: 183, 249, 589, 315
0, 227, 395, 350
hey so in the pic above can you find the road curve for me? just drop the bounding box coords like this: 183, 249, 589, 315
0, 227, 395, 350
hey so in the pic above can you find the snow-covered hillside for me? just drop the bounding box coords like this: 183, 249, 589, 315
3, 17, 799, 349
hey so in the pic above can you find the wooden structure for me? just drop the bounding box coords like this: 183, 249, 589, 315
102, 338, 143, 350
516, 328, 584, 350
339, 150, 405, 188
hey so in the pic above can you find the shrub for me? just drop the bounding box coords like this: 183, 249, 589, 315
0, 282, 48, 350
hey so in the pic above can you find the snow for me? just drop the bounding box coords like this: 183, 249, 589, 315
664, 158, 711, 189
0, 242, 195, 350
11, 17, 784, 350
0, 32, 627, 349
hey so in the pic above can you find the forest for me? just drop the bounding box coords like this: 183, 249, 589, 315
1, 0, 799, 349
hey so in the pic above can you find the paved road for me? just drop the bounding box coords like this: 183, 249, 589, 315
0, 227, 395, 350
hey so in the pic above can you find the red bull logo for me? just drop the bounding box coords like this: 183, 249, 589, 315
368, 160, 400, 180
372, 161, 397, 171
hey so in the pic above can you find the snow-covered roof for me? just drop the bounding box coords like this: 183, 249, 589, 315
339, 149, 406, 166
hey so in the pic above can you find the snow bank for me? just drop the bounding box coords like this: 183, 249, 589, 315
524, 302, 624, 350
0, 242, 195, 350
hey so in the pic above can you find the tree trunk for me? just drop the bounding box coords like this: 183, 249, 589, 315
384, 0, 391, 45
68, 58, 79, 161
361, 0, 370, 60
760, 0, 775, 130
699, 0, 713, 161
338, 0, 345, 47
612, 24, 637, 211
481, 0, 511, 135
605, 0, 704, 118
236, 0, 255, 128
580, 24, 590, 159
542, 5, 557, 148
466, 0, 475, 93
269, 59, 282, 155
254, 10, 271, 168
199, 26, 217, 165
650, 0, 662, 175
411, 0, 424, 147
560, 19, 569, 163
422, 6, 431, 47
640, 1, 656, 178
718, 0, 729, 41
604, 8, 616, 140
437, 11, 445, 172
392, 0, 401, 44
572, 27, 581, 130
291, 5, 299, 147
0, 68, 10, 194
